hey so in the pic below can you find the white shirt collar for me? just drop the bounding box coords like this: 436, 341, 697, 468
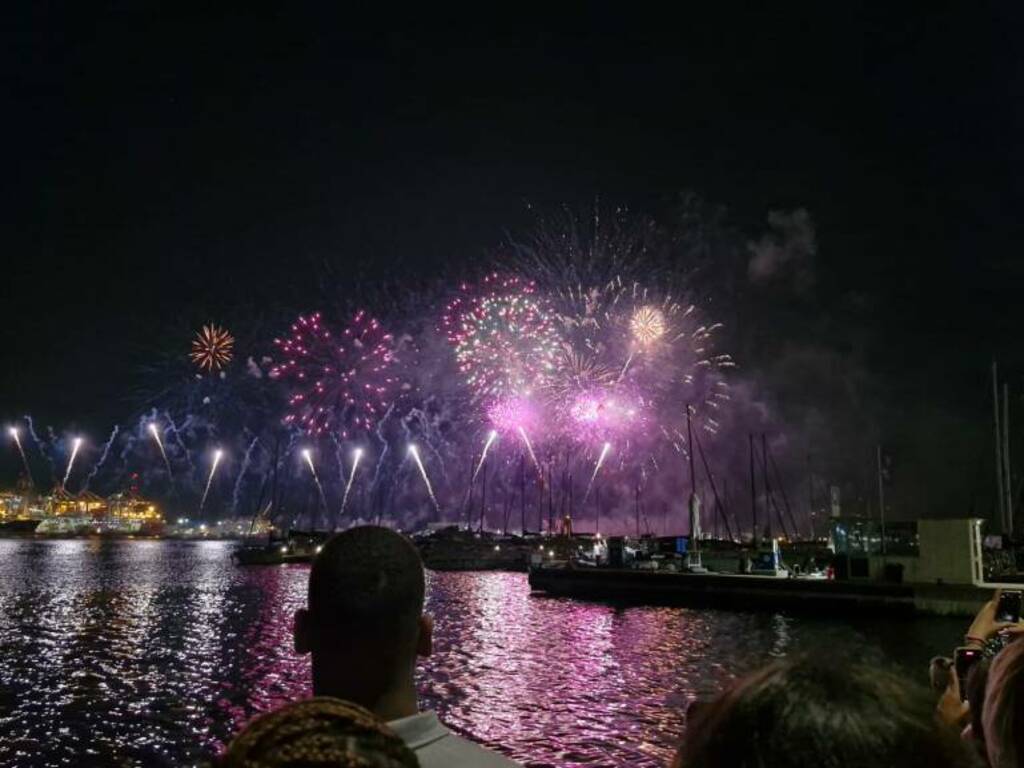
386, 710, 450, 749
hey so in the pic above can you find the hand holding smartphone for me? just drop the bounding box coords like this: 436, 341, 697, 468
954, 647, 983, 701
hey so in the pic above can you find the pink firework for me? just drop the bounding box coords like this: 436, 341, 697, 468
486, 395, 541, 434
270, 311, 401, 437
441, 273, 563, 400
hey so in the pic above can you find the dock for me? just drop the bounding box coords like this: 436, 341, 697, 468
528, 565, 991, 616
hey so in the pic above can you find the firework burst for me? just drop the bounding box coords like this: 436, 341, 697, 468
442, 274, 563, 401
271, 311, 404, 438
190, 324, 235, 371
629, 305, 666, 346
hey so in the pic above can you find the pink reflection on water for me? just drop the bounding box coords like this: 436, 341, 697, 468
212, 562, 311, 753
419, 572, 724, 767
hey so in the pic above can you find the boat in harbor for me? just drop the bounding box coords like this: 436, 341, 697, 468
412, 525, 585, 571
233, 529, 330, 565
529, 517, 993, 616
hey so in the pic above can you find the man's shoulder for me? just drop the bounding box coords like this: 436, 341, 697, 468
388, 711, 520, 767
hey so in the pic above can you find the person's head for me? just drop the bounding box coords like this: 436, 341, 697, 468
294, 526, 431, 715
984, 638, 1024, 768
674, 654, 977, 768
220, 697, 419, 768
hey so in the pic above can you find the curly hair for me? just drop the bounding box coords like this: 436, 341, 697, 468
220, 697, 419, 768
985, 639, 1024, 768
677, 654, 979, 768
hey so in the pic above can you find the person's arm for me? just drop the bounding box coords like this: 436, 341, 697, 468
962, 589, 1013, 648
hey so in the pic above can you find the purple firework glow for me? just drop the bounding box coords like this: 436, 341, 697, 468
270, 310, 403, 438
566, 388, 646, 444
486, 395, 540, 435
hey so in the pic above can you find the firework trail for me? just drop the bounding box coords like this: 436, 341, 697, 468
84, 426, 120, 490
8, 427, 35, 487
407, 444, 440, 513
231, 436, 259, 513
583, 441, 612, 505
517, 426, 542, 475
301, 449, 329, 517
62, 437, 83, 487
339, 447, 363, 518
471, 430, 498, 483
198, 449, 224, 515
148, 422, 174, 478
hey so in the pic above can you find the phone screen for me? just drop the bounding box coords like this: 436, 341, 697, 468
954, 647, 983, 701
997, 590, 1023, 624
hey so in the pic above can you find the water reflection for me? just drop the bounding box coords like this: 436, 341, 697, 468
0, 540, 967, 768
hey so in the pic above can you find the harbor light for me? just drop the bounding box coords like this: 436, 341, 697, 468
315, 545, 323, 554
280, 545, 288, 553
548, 549, 554, 557
199, 523, 207, 532
494, 545, 501, 552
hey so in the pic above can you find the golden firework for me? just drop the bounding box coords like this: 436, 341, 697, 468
190, 324, 235, 371
629, 306, 666, 345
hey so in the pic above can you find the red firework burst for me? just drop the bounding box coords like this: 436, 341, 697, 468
270, 311, 401, 437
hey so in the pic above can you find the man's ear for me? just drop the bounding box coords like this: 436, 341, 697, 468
416, 614, 433, 658
294, 608, 312, 655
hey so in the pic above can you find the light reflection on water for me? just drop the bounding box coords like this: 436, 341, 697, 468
0, 539, 965, 768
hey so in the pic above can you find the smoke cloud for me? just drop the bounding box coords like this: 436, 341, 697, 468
747, 208, 816, 293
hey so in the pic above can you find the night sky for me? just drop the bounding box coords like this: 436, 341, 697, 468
6, 4, 1023, 516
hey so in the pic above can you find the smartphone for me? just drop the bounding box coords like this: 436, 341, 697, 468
997, 590, 1023, 624
954, 647, 983, 701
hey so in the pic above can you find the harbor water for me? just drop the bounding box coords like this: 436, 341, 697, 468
0, 539, 967, 768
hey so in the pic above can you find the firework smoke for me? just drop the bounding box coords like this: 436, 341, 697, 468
84, 427, 120, 490
231, 436, 259, 513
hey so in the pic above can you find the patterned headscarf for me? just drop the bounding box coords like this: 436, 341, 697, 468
220, 697, 419, 768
